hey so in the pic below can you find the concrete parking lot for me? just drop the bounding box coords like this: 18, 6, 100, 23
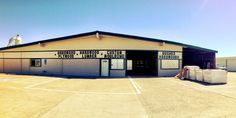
1, 73, 236, 118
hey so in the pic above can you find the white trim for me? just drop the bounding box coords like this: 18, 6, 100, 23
27, 87, 136, 95
129, 77, 141, 94
24, 78, 61, 89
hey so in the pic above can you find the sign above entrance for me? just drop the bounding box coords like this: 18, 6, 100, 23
80, 50, 99, 58
58, 50, 76, 58
158, 51, 182, 60
57, 50, 126, 59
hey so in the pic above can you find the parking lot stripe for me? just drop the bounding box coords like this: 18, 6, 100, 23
134, 80, 142, 90
28, 87, 136, 95
129, 77, 141, 94
24, 78, 61, 89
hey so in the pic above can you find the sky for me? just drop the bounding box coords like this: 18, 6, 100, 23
0, 0, 235, 57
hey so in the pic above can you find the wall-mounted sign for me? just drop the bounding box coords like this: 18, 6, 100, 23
104, 50, 125, 58
58, 50, 76, 58
158, 51, 182, 70
57, 50, 125, 59
158, 51, 182, 60
80, 50, 99, 59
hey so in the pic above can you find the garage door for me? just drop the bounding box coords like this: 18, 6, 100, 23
62, 59, 100, 77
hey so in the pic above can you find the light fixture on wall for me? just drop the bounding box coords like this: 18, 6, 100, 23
38, 43, 45, 47
160, 42, 165, 46
96, 32, 101, 40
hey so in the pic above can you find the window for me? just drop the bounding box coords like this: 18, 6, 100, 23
161, 60, 179, 69
31, 59, 42, 67
111, 59, 124, 69
127, 60, 133, 70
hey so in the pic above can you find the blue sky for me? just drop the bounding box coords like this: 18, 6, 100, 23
0, 0, 235, 57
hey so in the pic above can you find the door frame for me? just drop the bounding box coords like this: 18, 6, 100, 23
100, 59, 110, 77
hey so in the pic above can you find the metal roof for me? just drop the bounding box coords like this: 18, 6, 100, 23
0, 31, 217, 52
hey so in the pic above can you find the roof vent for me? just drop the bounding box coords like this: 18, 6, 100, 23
7, 34, 22, 46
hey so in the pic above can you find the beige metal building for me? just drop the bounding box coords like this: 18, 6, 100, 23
0, 31, 217, 77
216, 57, 236, 72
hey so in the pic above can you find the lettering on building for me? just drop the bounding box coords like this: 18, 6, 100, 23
159, 51, 180, 60
57, 50, 125, 59
104, 50, 125, 59
58, 50, 76, 58
80, 50, 99, 59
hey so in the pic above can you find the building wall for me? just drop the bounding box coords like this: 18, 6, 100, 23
216, 58, 227, 67
0, 59, 3, 73
22, 59, 30, 74
62, 59, 100, 77
227, 59, 236, 71
22, 52, 57, 58
158, 51, 182, 77
0, 35, 183, 77
0, 53, 3, 73
3, 35, 182, 52
30, 59, 63, 75
4, 59, 21, 74
110, 70, 126, 77
158, 60, 182, 77
216, 57, 236, 72
43, 59, 63, 75
3, 52, 21, 58
0, 52, 3, 58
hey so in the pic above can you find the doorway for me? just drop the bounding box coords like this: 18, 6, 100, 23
182, 48, 216, 69
101, 59, 109, 77
126, 51, 158, 76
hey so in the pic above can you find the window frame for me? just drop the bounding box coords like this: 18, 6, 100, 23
30, 58, 42, 67
127, 60, 133, 70
110, 59, 125, 70
160, 59, 180, 70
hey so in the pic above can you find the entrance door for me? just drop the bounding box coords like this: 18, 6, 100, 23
101, 59, 109, 77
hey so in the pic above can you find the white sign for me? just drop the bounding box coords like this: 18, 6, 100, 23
161, 60, 179, 69
57, 50, 126, 59
158, 51, 182, 60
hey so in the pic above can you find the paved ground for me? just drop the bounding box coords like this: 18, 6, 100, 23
1, 73, 236, 118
